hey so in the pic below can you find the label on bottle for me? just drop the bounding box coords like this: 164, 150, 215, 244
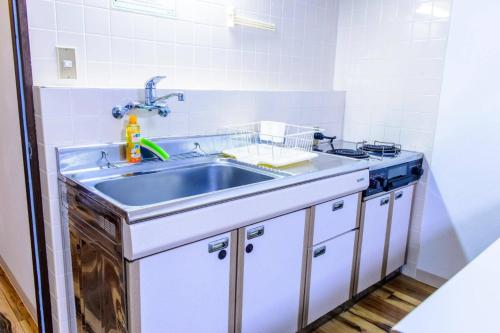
131, 144, 141, 158
132, 132, 140, 143
127, 127, 142, 163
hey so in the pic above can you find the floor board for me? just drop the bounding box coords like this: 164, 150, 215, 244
0, 266, 37, 333
0, 265, 435, 333
313, 275, 436, 333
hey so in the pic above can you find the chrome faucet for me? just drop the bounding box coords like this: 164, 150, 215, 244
112, 76, 185, 119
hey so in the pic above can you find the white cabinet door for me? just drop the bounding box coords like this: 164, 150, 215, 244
385, 185, 415, 276
306, 230, 357, 325
237, 210, 306, 333
356, 194, 391, 294
127, 232, 235, 333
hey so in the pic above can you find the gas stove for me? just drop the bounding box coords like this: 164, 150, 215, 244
314, 139, 424, 197
314, 140, 402, 160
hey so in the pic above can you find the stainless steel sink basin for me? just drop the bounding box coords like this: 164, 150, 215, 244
94, 162, 278, 206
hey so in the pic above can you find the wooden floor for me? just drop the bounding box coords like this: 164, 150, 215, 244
0, 266, 434, 333
0, 266, 37, 333
312, 274, 436, 333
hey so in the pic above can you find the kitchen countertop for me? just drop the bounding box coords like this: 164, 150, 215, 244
58, 136, 369, 222
393, 238, 500, 333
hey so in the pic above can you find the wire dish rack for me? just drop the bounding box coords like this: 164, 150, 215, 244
219, 121, 320, 167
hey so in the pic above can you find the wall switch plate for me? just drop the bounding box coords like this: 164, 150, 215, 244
56, 47, 77, 79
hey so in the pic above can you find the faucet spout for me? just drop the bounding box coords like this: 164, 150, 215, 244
154, 92, 185, 103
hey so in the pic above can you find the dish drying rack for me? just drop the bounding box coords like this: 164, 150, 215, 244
220, 122, 320, 167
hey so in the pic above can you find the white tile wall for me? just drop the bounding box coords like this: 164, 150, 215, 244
34, 87, 346, 332
28, 0, 458, 328
334, 0, 453, 277
27, 0, 340, 90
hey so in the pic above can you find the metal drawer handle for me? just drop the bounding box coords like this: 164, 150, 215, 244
313, 246, 326, 258
380, 197, 390, 206
332, 201, 344, 211
247, 226, 264, 240
395, 191, 404, 200
208, 238, 229, 253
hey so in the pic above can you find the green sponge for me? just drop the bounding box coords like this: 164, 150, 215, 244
140, 138, 170, 161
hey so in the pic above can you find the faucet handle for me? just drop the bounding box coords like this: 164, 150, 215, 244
145, 76, 166, 88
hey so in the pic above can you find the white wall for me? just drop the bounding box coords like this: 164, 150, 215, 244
334, 0, 452, 277
336, 0, 451, 154
27, 0, 339, 90
0, 0, 37, 319
417, 0, 500, 280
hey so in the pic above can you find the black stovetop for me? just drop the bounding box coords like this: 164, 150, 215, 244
314, 141, 402, 159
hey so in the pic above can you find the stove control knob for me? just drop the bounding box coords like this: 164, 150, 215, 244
369, 176, 386, 189
412, 166, 424, 177
369, 179, 379, 189
376, 176, 387, 188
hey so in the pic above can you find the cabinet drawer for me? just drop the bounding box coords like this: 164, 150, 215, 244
305, 230, 357, 325
313, 193, 359, 245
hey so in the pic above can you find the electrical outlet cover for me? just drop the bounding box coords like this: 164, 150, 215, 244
56, 47, 77, 80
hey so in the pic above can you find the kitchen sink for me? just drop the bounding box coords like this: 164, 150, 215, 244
94, 162, 278, 206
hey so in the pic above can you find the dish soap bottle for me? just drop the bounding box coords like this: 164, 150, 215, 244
126, 114, 142, 163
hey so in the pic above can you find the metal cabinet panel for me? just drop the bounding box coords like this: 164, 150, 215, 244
356, 194, 391, 294
68, 185, 128, 333
127, 232, 235, 333
70, 227, 128, 333
237, 210, 306, 333
80, 238, 101, 333
313, 193, 359, 245
385, 185, 415, 276
305, 230, 357, 325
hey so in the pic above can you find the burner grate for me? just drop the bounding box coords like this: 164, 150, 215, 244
327, 148, 370, 159
357, 140, 401, 157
